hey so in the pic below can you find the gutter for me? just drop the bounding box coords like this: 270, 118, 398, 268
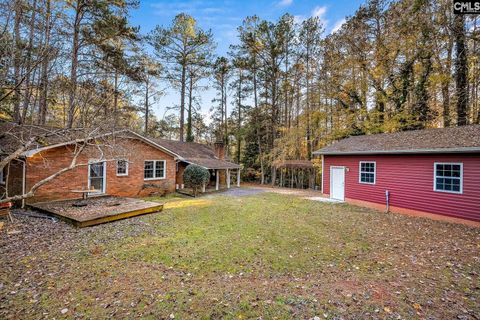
181, 159, 241, 170
313, 147, 480, 156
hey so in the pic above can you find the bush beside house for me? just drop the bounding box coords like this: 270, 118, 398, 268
183, 165, 210, 197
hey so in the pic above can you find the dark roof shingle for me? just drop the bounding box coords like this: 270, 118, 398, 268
0, 121, 120, 155
147, 138, 240, 169
313, 125, 480, 155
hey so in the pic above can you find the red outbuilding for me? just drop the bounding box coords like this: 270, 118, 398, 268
313, 125, 480, 226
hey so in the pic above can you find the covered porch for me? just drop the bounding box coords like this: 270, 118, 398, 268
271, 160, 317, 189
176, 158, 241, 193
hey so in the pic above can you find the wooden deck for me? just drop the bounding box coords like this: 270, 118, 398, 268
29, 196, 163, 227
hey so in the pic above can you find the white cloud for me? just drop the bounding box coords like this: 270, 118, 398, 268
293, 15, 305, 24
278, 0, 293, 7
294, 6, 328, 25
311, 5, 327, 19
331, 18, 346, 33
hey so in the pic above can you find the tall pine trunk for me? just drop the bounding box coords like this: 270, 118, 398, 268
21, 0, 38, 122
179, 63, 186, 141
38, 0, 51, 125
236, 69, 242, 163
454, 14, 468, 126
253, 59, 264, 184
13, 0, 22, 124
67, 1, 83, 128
223, 74, 228, 146
113, 69, 119, 128
186, 72, 194, 142
144, 76, 149, 134
305, 45, 311, 160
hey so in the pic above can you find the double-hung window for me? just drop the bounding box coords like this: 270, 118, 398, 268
359, 161, 376, 184
434, 163, 462, 194
144, 160, 166, 180
116, 160, 128, 176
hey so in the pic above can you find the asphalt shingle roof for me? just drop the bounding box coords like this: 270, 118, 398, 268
150, 138, 240, 169
313, 125, 480, 155
0, 121, 119, 155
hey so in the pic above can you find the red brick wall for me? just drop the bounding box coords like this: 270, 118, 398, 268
1, 160, 24, 206
176, 162, 186, 187
25, 138, 176, 203
7, 160, 24, 199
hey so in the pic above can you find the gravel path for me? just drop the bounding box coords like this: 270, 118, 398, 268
220, 184, 324, 198
219, 186, 267, 197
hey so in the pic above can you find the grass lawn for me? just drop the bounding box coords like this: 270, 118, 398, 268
1, 191, 479, 319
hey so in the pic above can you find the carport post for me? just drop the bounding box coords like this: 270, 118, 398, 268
226, 169, 231, 189
215, 170, 219, 191
237, 169, 240, 187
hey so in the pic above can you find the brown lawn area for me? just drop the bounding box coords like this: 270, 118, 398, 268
0, 190, 479, 319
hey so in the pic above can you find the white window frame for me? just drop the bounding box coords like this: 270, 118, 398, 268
87, 160, 106, 194
433, 162, 463, 194
359, 161, 376, 185
116, 159, 129, 176
0, 167, 4, 185
144, 160, 166, 180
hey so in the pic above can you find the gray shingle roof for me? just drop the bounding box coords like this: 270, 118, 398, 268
0, 121, 122, 155
149, 138, 240, 169
313, 125, 480, 155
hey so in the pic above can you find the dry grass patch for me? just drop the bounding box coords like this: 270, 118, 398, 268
0, 192, 479, 319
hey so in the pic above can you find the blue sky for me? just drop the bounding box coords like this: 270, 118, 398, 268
130, 0, 366, 123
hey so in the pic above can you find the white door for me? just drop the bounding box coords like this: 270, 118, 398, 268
330, 166, 345, 201
88, 161, 106, 194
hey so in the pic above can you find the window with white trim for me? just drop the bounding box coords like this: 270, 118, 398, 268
0, 167, 4, 184
434, 163, 462, 193
144, 160, 166, 179
359, 161, 376, 184
116, 160, 128, 176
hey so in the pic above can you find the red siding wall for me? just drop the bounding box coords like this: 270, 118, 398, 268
323, 154, 480, 222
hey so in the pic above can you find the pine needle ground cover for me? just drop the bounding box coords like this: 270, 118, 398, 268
1, 192, 478, 319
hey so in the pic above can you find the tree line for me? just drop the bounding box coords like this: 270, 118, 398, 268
0, 0, 478, 183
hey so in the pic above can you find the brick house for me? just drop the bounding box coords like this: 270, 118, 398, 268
313, 125, 480, 225
0, 123, 240, 205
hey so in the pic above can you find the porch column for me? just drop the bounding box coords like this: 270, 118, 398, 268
202, 183, 206, 193
226, 169, 231, 189
237, 169, 241, 187
215, 169, 219, 191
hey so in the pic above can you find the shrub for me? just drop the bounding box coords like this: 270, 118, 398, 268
183, 164, 210, 196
